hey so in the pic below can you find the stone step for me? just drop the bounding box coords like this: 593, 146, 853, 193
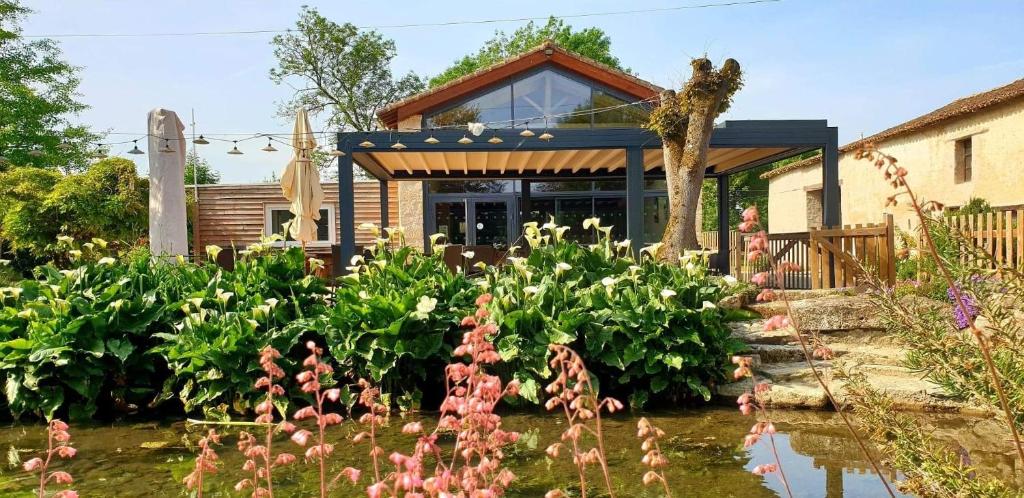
729, 320, 796, 346
744, 293, 885, 331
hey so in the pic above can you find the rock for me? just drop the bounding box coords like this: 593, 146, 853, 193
718, 293, 744, 310
747, 294, 884, 331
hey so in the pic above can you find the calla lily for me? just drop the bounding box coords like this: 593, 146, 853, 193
68, 250, 82, 259
640, 242, 664, 260
542, 215, 558, 230
555, 262, 572, 275
97, 257, 116, 266
461, 250, 475, 259
554, 226, 570, 241
308, 258, 325, 271
660, 289, 677, 299
700, 300, 717, 311
582, 217, 601, 230
601, 277, 617, 287
57, 235, 74, 244
474, 261, 488, 270
359, 222, 381, 236
206, 245, 223, 261
82, 242, 95, 251
350, 255, 365, 266
722, 275, 739, 286
92, 237, 108, 248
415, 296, 437, 316
0, 259, 10, 266
428, 233, 446, 245
523, 286, 540, 296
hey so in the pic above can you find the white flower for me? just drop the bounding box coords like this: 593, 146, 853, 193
640, 242, 664, 260
461, 251, 475, 259
17, 309, 36, 319
554, 226, 570, 241
601, 277, 616, 287
660, 289, 677, 299
523, 285, 540, 296
415, 296, 438, 317
1, 287, 22, 300
350, 255, 365, 266
359, 222, 381, 236
628, 265, 641, 274
176, 254, 186, 265
97, 257, 116, 266
358, 291, 369, 299
473, 261, 488, 270
428, 233, 446, 246
615, 239, 632, 250
206, 245, 223, 261
308, 258, 325, 271
264, 298, 279, 309
215, 289, 234, 304
187, 298, 204, 310
56, 235, 74, 244
582, 217, 601, 230
68, 250, 82, 259
82, 242, 95, 251
700, 300, 717, 311
722, 275, 738, 286
541, 216, 558, 230
91, 237, 108, 248
555, 262, 572, 275
109, 299, 125, 311
0, 259, 9, 266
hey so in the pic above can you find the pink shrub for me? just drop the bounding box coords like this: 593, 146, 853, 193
24, 419, 78, 498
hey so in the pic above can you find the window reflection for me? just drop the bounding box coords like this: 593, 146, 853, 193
434, 202, 467, 245
594, 197, 627, 241
513, 71, 592, 129
593, 91, 651, 127
644, 196, 670, 243
428, 85, 512, 128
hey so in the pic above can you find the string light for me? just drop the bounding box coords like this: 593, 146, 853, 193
359, 139, 375, 148
128, 140, 144, 155
390, 139, 407, 150
424, 133, 440, 145
94, 144, 108, 159
457, 135, 473, 145
228, 141, 243, 155
519, 122, 535, 138
487, 130, 503, 144
193, 135, 210, 145
160, 139, 175, 153
261, 138, 278, 152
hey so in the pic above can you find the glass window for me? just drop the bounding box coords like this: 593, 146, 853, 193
594, 197, 628, 241
464, 180, 513, 193
593, 180, 626, 191
557, 198, 594, 243
434, 202, 467, 245
526, 199, 556, 224
268, 208, 330, 242
644, 179, 668, 190
428, 181, 465, 194
427, 85, 512, 128
643, 196, 670, 243
593, 90, 651, 128
513, 70, 592, 129
531, 180, 592, 193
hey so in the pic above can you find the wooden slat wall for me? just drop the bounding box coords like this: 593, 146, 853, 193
946, 209, 1024, 268
807, 215, 896, 289
193, 181, 399, 258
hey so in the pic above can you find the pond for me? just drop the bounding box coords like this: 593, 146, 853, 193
0, 407, 1016, 497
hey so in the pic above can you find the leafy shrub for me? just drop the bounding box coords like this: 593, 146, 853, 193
300, 230, 477, 409
481, 219, 744, 408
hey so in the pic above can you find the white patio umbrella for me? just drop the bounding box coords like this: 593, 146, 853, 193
280, 109, 325, 253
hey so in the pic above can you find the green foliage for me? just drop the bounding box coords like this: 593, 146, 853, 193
0, 0, 97, 172
303, 232, 477, 404
269, 6, 424, 131
481, 221, 744, 407
843, 372, 1015, 497
955, 197, 992, 216
0, 238, 329, 420
0, 159, 148, 256
430, 17, 627, 88
184, 151, 220, 186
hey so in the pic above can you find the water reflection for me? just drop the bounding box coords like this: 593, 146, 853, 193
0, 408, 1017, 497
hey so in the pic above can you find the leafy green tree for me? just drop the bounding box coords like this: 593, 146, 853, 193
0, 0, 97, 172
184, 151, 220, 185
0, 158, 148, 255
269, 6, 424, 131
430, 17, 627, 88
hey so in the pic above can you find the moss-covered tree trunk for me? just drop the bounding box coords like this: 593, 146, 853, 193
650, 59, 742, 262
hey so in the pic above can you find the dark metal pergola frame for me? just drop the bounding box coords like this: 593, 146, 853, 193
336, 119, 839, 273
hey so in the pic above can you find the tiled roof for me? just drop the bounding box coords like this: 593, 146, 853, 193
842, 77, 1024, 153
759, 154, 821, 180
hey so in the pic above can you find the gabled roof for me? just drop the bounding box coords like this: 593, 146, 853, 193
377, 40, 664, 129
759, 153, 821, 180
842, 77, 1024, 153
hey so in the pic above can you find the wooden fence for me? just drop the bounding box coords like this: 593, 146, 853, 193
946, 209, 1024, 267
807, 214, 896, 289
700, 215, 897, 290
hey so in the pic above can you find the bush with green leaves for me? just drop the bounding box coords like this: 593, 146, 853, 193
480, 219, 744, 408
0, 237, 330, 420
299, 228, 477, 410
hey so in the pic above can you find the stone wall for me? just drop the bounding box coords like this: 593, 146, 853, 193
395, 113, 426, 250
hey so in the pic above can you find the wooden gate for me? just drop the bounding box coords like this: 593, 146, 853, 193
808, 214, 896, 289
946, 209, 1024, 268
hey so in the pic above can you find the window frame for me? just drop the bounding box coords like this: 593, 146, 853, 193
423, 64, 652, 129
954, 136, 973, 183
263, 203, 336, 247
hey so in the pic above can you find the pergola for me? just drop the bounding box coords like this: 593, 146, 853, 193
335, 119, 839, 273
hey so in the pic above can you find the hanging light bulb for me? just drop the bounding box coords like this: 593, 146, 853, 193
390, 139, 407, 150
329, 149, 345, 157
487, 130, 503, 144
359, 139, 375, 148
457, 135, 473, 145
228, 141, 243, 155
519, 122, 535, 138
95, 147, 108, 159
193, 135, 210, 145
160, 139, 175, 153
261, 139, 278, 152
424, 134, 440, 145
128, 140, 145, 155
57, 141, 73, 151
538, 130, 554, 141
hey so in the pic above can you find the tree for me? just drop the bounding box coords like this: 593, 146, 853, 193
269, 6, 424, 131
0, 0, 97, 172
647, 58, 743, 261
430, 17, 627, 88
0, 158, 148, 255
184, 151, 221, 185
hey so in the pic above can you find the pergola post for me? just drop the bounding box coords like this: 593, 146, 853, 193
626, 147, 644, 256
822, 127, 841, 227
338, 142, 356, 270
717, 175, 731, 274
521, 179, 532, 225
379, 180, 389, 228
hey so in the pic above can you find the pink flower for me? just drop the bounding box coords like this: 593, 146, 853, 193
402, 422, 423, 434
324, 388, 341, 402
741, 206, 759, 223
293, 406, 317, 420
752, 463, 777, 475
290, 429, 312, 446
50, 471, 74, 484
751, 272, 769, 286
367, 482, 387, 498
53, 491, 78, 498
23, 457, 42, 472
763, 315, 790, 331
57, 446, 77, 459
339, 467, 361, 484
274, 453, 296, 466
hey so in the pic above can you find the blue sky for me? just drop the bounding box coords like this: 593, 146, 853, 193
20, 0, 1024, 183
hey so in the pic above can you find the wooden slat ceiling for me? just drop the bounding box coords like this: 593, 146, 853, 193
356, 147, 792, 177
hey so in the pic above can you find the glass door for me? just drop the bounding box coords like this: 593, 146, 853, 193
433, 201, 467, 245
471, 200, 511, 250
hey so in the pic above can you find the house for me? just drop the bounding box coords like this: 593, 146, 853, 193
332, 41, 840, 275
762, 77, 1024, 233
191, 41, 842, 276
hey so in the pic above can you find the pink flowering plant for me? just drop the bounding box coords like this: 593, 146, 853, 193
290, 340, 345, 497
182, 428, 221, 498
23, 418, 78, 498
